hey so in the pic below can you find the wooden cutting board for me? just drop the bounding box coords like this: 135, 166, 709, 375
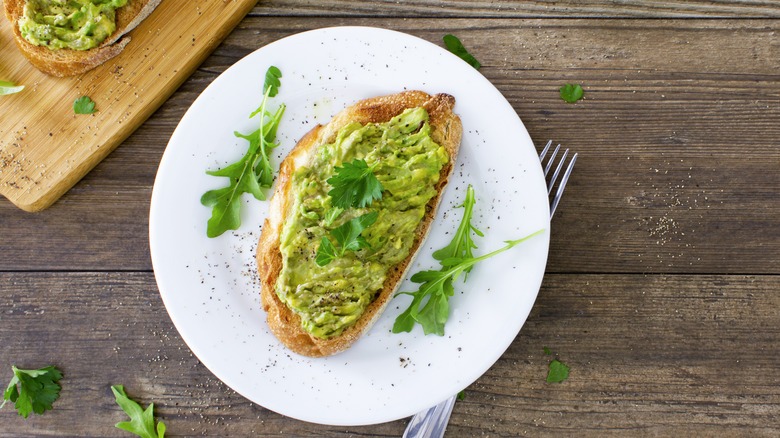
0, 0, 258, 212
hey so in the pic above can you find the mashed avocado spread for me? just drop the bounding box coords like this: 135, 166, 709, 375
276, 107, 449, 339
19, 0, 129, 50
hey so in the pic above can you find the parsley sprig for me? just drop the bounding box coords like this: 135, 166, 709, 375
316, 212, 378, 266
112, 385, 166, 438
559, 83, 584, 103
547, 360, 570, 382
2, 365, 62, 418
73, 95, 97, 114
393, 186, 544, 335
544, 347, 571, 382
201, 66, 285, 237
327, 159, 384, 209
315, 158, 384, 263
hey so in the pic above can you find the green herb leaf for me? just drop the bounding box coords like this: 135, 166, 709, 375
544, 346, 551, 355
315, 235, 338, 266
412, 284, 451, 335
2, 366, 62, 418
327, 159, 384, 209
443, 34, 481, 70
457, 390, 466, 400
315, 212, 378, 266
332, 214, 375, 253
73, 96, 97, 114
323, 206, 344, 226
111, 385, 166, 438
202, 66, 285, 238
393, 186, 499, 335
559, 83, 584, 103
264, 66, 282, 98
393, 229, 545, 335
392, 292, 423, 333
0, 81, 24, 96
547, 359, 570, 383
234, 104, 285, 188
432, 185, 483, 279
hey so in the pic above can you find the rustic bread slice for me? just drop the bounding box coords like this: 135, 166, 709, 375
256, 91, 462, 357
4, 0, 161, 77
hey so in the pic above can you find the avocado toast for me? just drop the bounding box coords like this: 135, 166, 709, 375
4, 0, 161, 76
256, 91, 462, 357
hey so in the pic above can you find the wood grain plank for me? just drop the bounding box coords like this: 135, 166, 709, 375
0, 0, 257, 212
254, 0, 780, 18
0, 272, 776, 435
1, 18, 777, 274
454, 273, 780, 436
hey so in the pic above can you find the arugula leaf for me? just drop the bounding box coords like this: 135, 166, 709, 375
2, 365, 62, 418
264, 66, 282, 97
201, 66, 285, 238
249, 67, 283, 118
233, 105, 285, 189
73, 96, 97, 114
392, 185, 482, 335
327, 159, 384, 209
0, 81, 24, 96
432, 185, 483, 278
315, 212, 378, 266
547, 359, 570, 383
559, 83, 584, 103
393, 229, 544, 335
443, 34, 481, 70
112, 385, 166, 438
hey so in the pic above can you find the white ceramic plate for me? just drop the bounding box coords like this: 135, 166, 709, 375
150, 26, 549, 426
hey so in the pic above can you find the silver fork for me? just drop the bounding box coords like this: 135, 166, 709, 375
402, 140, 577, 438
539, 140, 577, 217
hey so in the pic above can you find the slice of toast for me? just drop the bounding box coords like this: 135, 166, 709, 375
256, 91, 462, 357
3, 0, 161, 77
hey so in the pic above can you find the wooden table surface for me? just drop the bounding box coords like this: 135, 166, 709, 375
2, 1, 778, 436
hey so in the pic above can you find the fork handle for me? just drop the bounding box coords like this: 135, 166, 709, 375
402, 395, 456, 438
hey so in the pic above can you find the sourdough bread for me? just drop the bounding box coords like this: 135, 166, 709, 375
256, 91, 462, 357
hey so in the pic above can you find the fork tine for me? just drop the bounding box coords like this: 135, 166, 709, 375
549, 152, 577, 217
543, 144, 560, 177
539, 140, 552, 161
548, 149, 569, 195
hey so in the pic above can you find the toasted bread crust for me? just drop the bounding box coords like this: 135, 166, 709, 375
256, 91, 462, 357
4, 0, 161, 77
